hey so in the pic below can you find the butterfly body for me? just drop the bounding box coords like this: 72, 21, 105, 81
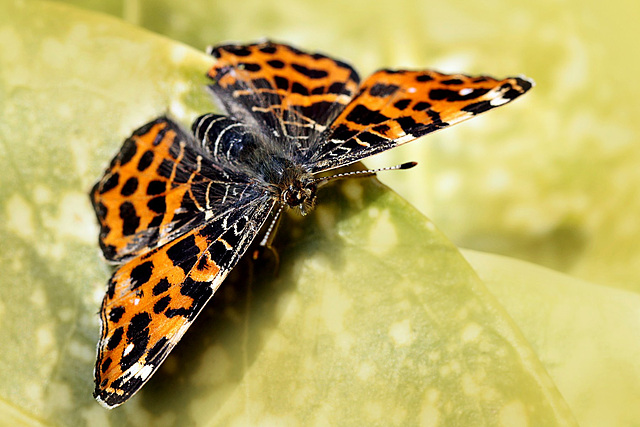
91, 41, 533, 408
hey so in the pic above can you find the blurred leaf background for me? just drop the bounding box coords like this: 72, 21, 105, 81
1, 0, 639, 425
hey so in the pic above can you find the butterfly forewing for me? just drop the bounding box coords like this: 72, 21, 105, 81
91, 118, 211, 262
310, 70, 533, 172
206, 41, 360, 153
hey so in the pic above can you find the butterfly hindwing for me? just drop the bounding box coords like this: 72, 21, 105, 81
206, 41, 360, 152
91, 118, 209, 262
94, 198, 274, 408
310, 70, 533, 172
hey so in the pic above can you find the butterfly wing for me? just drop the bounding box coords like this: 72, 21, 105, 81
308, 70, 533, 172
91, 117, 208, 262
94, 196, 274, 408
206, 41, 360, 155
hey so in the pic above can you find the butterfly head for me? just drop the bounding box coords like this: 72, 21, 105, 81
280, 175, 317, 216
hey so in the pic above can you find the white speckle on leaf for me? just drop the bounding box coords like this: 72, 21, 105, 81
30, 287, 47, 308
170, 45, 189, 63
499, 400, 529, 427
461, 322, 482, 342
68, 339, 95, 363
368, 210, 397, 255
321, 283, 351, 334
24, 381, 44, 406
44, 192, 96, 244
434, 172, 461, 198
356, 361, 376, 381
420, 388, 441, 426
36, 325, 55, 355
389, 319, 415, 347
485, 168, 511, 192
341, 179, 363, 202
33, 185, 52, 204
170, 99, 187, 120
6, 194, 35, 239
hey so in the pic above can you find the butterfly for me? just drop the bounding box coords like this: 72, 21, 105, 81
90, 40, 533, 408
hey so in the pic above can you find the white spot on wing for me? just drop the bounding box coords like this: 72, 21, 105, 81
138, 365, 154, 381
490, 97, 509, 107
123, 343, 134, 356
459, 88, 473, 96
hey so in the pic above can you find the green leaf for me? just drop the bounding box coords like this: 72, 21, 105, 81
0, 1, 578, 426
464, 250, 640, 427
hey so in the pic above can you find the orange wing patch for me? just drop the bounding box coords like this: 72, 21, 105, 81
311, 70, 533, 172
91, 118, 204, 262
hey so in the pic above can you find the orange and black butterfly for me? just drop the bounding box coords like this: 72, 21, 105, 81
90, 41, 533, 408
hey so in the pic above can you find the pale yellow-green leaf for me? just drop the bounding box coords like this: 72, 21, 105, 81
464, 250, 640, 427
0, 1, 579, 426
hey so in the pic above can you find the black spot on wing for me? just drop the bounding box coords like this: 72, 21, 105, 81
130, 261, 153, 289
413, 101, 432, 111
108, 306, 126, 323
153, 295, 171, 314
101, 357, 112, 373
120, 177, 138, 196
119, 201, 140, 236
99, 172, 119, 194
291, 63, 329, 79
274, 75, 289, 90
147, 180, 166, 195
267, 59, 285, 69
224, 45, 252, 56
152, 278, 170, 296
461, 100, 493, 115
239, 62, 261, 72
147, 196, 166, 215
330, 124, 359, 141
369, 83, 399, 97
416, 74, 434, 82
107, 327, 123, 351
429, 88, 490, 102
166, 234, 199, 275
396, 116, 418, 134
127, 312, 152, 340
291, 82, 310, 95
393, 99, 411, 110
328, 81, 352, 95
440, 78, 464, 85
258, 44, 277, 54
345, 104, 389, 126
137, 150, 154, 172
357, 131, 385, 145
118, 139, 137, 166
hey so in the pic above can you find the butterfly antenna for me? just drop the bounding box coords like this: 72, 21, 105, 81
311, 161, 417, 185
